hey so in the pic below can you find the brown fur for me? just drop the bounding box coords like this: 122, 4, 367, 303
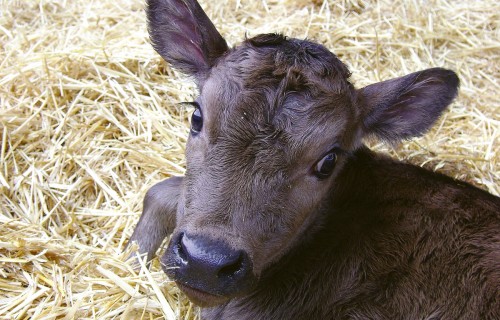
129, 1, 500, 319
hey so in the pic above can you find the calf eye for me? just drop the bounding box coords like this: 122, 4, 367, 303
190, 103, 203, 134
314, 151, 337, 179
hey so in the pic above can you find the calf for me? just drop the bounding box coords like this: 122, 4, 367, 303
129, 0, 500, 319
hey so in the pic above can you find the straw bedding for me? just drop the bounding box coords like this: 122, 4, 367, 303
0, 0, 498, 319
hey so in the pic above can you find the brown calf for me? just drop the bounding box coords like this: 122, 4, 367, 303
129, 0, 500, 319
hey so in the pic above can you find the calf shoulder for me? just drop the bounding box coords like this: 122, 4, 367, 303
328, 147, 500, 319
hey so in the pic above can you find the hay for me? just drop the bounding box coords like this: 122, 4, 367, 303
0, 0, 498, 318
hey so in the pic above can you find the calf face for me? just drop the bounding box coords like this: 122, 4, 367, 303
133, 0, 459, 307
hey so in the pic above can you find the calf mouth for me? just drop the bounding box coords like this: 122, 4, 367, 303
175, 282, 230, 307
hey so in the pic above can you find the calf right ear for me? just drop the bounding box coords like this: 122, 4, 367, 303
357, 68, 460, 142
147, 0, 228, 80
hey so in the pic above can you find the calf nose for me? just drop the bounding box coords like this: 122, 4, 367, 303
167, 232, 253, 296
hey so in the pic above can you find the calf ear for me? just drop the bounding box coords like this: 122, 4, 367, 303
357, 68, 459, 142
147, 0, 228, 79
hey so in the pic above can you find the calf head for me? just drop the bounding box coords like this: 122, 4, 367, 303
147, 0, 459, 306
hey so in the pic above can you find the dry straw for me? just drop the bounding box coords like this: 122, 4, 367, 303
0, 0, 498, 319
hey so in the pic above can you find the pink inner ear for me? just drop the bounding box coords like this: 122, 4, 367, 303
169, 33, 207, 69
147, 0, 228, 76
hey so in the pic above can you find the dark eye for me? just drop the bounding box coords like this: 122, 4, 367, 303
190, 104, 203, 134
313, 151, 337, 179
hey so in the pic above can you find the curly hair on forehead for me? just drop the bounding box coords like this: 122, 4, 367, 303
232, 33, 353, 94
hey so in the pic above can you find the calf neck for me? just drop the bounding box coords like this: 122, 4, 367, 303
129, 0, 500, 319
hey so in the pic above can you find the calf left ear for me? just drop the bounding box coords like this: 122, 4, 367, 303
147, 0, 228, 80
357, 68, 459, 142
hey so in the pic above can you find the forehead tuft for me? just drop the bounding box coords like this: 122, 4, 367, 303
221, 33, 352, 94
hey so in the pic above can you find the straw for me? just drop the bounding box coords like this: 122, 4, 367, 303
0, 0, 498, 318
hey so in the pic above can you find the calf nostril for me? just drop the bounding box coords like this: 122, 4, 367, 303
175, 232, 188, 262
217, 252, 244, 279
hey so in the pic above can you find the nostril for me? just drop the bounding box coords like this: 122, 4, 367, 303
175, 232, 188, 263
217, 252, 244, 279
